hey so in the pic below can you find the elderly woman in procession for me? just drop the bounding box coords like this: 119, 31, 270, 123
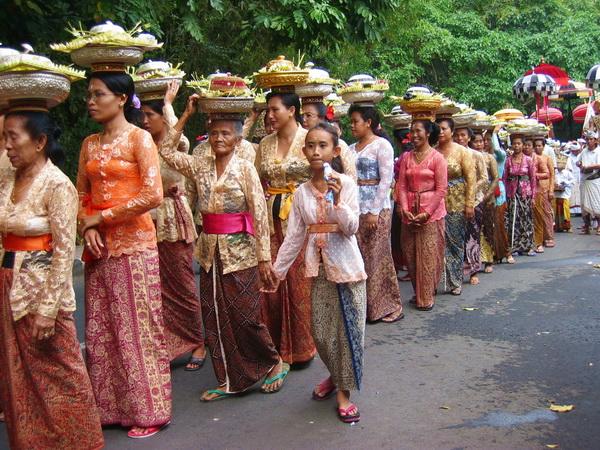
0, 111, 103, 449
158, 84, 287, 401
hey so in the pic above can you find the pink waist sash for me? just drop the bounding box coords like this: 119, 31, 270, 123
202, 212, 255, 237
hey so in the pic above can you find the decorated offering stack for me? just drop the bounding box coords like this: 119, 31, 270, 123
295, 62, 338, 103
394, 86, 443, 120
0, 47, 85, 113
324, 92, 350, 119
339, 73, 389, 105
187, 71, 254, 121
253, 55, 309, 93
384, 105, 411, 130
452, 103, 478, 128
51, 21, 162, 72
132, 60, 185, 101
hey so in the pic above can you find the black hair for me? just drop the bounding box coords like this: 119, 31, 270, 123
412, 119, 441, 146
307, 121, 344, 173
511, 135, 524, 143
456, 126, 474, 139
435, 117, 455, 132
266, 91, 302, 123
89, 72, 138, 124
141, 99, 165, 115
349, 104, 382, 136
303, 101, 327, 119
5, 111, 65, 166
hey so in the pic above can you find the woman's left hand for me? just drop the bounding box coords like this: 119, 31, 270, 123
327, 173, 342, 205
31, 314, 56, 342
78, 213, 103, 235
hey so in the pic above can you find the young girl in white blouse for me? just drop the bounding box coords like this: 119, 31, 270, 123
265, 122, 366, 424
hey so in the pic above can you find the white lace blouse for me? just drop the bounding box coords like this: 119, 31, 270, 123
349, 137, 394, 215
272, 174, 367, 284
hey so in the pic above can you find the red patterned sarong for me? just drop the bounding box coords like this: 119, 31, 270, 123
0, 268, 104, 450
84, 249, 172, 427
158, 241, 203, 360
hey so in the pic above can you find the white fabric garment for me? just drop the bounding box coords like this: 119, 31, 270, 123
577, 147, 600, 216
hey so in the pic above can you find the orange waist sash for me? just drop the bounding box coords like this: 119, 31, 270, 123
2, 233, 53, 252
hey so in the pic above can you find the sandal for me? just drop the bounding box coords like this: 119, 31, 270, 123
507, 255, 516, 264
185, 356, 205, 371
128, 421, 170, 439
200, 388, 236, 402
261, 363, 290, 393
398, 274, 411, 282
416, 304, 434, 311
450, 287, 462, 296
470, 276, 479, 285
338, 403, 361, 423
545, 240, 555, 247
312, 377, 337, 401
484, 265, 494, 273
535, 246, 545, 253
381, 309, 404, 323
527, 250, 537, 257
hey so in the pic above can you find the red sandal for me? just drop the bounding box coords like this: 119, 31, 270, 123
127, 421, 170, 439
338, 403, 360, 423
312, 377, 336, 401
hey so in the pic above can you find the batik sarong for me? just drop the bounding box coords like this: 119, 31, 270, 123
262, 217, 316, 365
356, 208, 403, 321
401, 220, 445, 308
441, 211, 467, 291
158, 241, 203, 360
505, 193, 534, 253
494, 203, 509, 261
311, 269, 366, 391
0, 268, 104, 450
464, 204, 483, 277
85, 249, 172, 427
201, 250, 279, 393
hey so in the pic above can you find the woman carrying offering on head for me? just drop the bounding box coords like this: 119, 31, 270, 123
77, 71, 171, 439
349, 104, 404, 322
158, 92, 285, 401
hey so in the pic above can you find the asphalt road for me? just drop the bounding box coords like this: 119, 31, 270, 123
1, 219, 599, 450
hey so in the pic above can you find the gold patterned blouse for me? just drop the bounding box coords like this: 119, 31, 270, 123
469, 147, 489, 206
0, 149, 10, 170
255, 126, 311, 234
159, 128, 271, 275
338, 138, 357, 181
0, 160, 77, 321
440, 143, 476, 213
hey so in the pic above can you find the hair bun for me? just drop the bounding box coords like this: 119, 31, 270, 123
53, 126, 62, 140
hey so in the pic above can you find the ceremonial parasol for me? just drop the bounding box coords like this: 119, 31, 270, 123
524, 59, 570, 87
530, 107, 563, 123
586, 64, 600, 90
572, 103, 590, 124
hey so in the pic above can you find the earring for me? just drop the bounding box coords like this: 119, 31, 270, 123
119, 103, 124, 108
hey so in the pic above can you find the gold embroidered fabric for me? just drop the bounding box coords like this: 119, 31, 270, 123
0, 149, 10, 170
0, 160, 77, 320
159, 128, 271, 274
76, 127, 163, 257
441, 144, 476, 212
470, 148, 489, 206
255, 127, 311, 235
338, 139, 357, 181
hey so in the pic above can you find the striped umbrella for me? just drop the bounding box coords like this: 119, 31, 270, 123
549, 80, 593, 100
513, 73, 558, 100
586, 64, 600, 90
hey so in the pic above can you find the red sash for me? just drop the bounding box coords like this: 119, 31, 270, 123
202, 212, 255, 237
2, 233, 53, 252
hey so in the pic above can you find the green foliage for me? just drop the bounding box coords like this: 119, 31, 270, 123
1, 0, 599, 178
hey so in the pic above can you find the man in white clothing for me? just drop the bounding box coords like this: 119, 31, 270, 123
577, 131, 600, 233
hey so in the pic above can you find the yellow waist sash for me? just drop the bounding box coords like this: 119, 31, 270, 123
267, 183, 297, 220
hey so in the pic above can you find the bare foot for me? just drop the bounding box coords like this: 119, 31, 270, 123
470, 276, 480, 285
484, 264, 493, 273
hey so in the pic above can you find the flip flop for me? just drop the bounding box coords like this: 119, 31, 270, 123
381, 311, 405, 323
338, 404, 360, 423
261, 363, 290, 393
200, 389, 236, 402
312, 378, 337, 401
185, 356, 205, 371
127, 421, 170, 439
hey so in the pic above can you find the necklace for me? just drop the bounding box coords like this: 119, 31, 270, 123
413, 147, 431, 164
100, 124, 132, 149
